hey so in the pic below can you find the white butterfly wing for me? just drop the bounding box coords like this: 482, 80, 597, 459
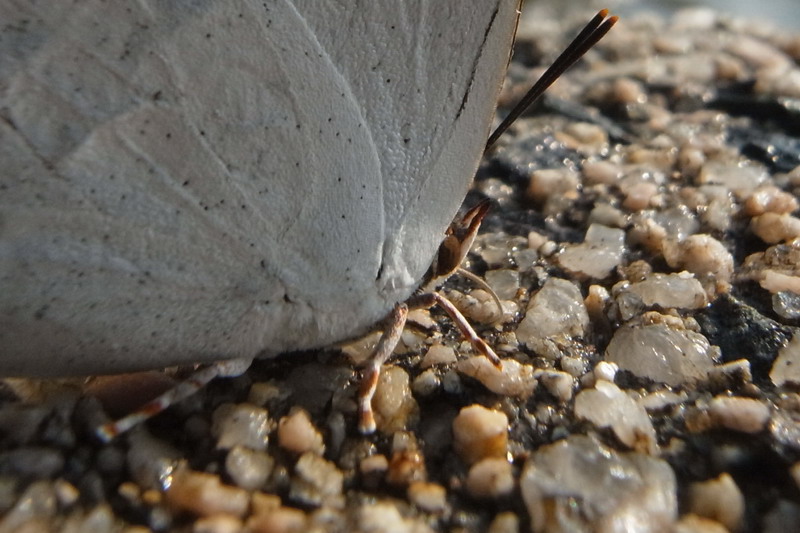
0, 0, 518, 375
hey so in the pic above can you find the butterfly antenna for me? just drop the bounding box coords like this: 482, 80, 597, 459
485, 9, 618, 150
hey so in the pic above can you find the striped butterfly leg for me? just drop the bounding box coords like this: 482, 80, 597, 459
357, 303, 409, 434
95, 358, 252, 442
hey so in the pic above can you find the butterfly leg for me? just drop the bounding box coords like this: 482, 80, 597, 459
95, 358, 252, 442
357, 303, 409, 434
407, 292, 502, 368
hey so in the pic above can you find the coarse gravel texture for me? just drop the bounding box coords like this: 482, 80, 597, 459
3, 6, 800, 533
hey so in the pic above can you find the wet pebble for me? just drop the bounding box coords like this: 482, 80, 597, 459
574, 380, 658, 454
557, 224, 626, 279
516, 278, 589, 353
520, 435, 677, 532
606, 315, 717, 387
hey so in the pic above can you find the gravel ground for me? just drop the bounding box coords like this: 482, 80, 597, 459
2, 6, 800, 533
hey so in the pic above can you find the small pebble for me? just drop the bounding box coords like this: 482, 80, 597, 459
194, 514, 243, 533
246, 506, 307, 533
538, 371, 574, 402
593, 361, 619, 383
760, 270, 800, 294
372, 365, 419, 434
0, 481, 57, 532
289, 452, 344, 508
557, 224, 626, 279
527, 168, 580, 214
452, 405, 509, 465
623, 272, 708, 310
574, 380, 658, 454
672, 514, 730, 533
386, 432, 426, 487
247, 382, 281, 407
750, 213, 800, 244
662, 234, 734, 289
606, 317, 716, 387
212, 403, 270, 451
517, 278, 589, 347
688, 473, 745, 532
520, 435, 677, 533
560, 356, 587, 378
225, 446, 273, 491
697, 162, 767, 197
407, 482, 447, 513
583, 160, 623, 185
708, 396, 770, 433
466, 458, 515, 499
278, 408, 325, 455
421, 344, 457, 368
638, 390, 688, 411
485, 269, 521, 300
411, 369, 440, 397
359, 454, 389, 478
166, 468, 250, 518
127, 428, 181, 490
457, 356, 537, 398
744, 185, 799, 216
488, 512, 520, 533
357, 501, 433, 533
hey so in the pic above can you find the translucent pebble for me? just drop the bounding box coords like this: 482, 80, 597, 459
225, 446, 274, 491
557, 224, 626, 279
770, 335, 800, 387
697, 162, 768, 197
517, 278, 589, 346
212, 403, 270, 451
606, 319, 716, 387
623, 272, 708, 310
574, 380, 658, 454
773, 291, 800, 319
521, 435, 677, 533
593, 361, 619, 383
485, 269, 520, 300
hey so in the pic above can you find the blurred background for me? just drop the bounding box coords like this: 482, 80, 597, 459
527, 0, 800, 30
